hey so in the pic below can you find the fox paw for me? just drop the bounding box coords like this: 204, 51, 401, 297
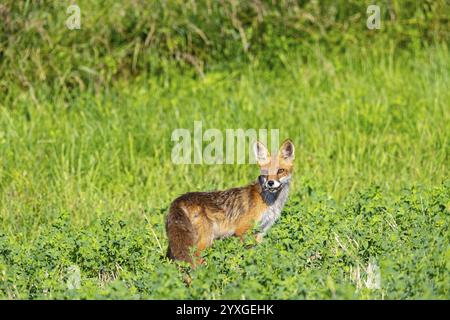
191, 257, 205, 268
255, 233, 264, 243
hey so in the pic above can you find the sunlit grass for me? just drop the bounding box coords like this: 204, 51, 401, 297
1, 45, 448, 232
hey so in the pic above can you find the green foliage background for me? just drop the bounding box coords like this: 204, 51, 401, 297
0, 0, 449, 299
1, 0, 449, 90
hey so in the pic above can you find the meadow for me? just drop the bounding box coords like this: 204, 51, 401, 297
0, 1, 449, 299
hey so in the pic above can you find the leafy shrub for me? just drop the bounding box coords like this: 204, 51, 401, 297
1, 182, 448, 299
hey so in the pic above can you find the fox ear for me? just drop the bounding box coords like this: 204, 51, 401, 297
279, 139, 295, 162
253, 141, 270, 165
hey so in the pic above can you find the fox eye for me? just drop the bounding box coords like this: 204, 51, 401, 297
277, 168, 285, 174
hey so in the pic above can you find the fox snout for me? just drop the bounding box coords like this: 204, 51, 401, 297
267, 180, 278, 187
260, 175, 282, 192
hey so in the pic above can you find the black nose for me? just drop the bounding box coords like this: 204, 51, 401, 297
267, 180, 274, 187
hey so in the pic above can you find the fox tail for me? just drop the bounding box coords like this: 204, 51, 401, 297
165, 203, 195, 264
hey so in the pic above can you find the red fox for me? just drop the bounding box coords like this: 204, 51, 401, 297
165, 139, 295, 266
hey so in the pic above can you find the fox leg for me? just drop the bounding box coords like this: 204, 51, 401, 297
255, 232, 264, 243
192, 224, 213, 267
193, 241, 207, 267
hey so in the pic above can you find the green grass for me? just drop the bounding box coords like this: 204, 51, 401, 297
0, 44, 449, 299
2, 0, 448, 90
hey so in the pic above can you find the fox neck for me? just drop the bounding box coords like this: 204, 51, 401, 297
258, 179, 290, 206
256, 180, 290, 235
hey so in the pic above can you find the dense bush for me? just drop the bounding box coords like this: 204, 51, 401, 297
1, 0, 449, 91
0, 182, 448, 299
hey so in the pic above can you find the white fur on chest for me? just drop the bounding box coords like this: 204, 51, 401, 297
258, 185, 289, 235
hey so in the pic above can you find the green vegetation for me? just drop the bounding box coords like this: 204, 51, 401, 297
0, 1, 449, 299
1, 183, 449, 299
1, 0, 449, 90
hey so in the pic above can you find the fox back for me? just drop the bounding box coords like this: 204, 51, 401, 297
165, 139, 295, 266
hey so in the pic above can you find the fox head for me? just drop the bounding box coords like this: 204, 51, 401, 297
253, 139, 295, 193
